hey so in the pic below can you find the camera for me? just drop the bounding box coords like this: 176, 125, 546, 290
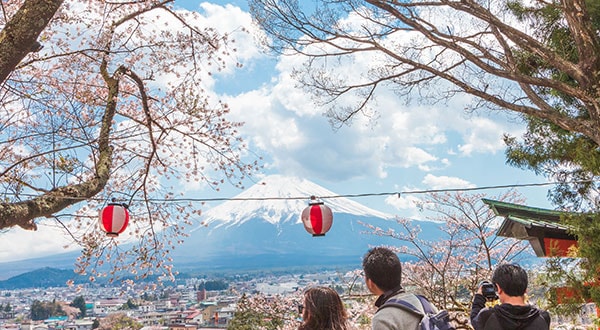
479, 280, 498, 300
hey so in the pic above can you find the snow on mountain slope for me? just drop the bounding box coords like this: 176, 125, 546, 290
192, 174, 393, 230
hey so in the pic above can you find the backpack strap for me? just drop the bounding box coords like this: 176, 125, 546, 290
378, 294, 425, 317
414, 295, 437, 314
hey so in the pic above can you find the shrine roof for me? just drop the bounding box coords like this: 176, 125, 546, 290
482, 198, 577, 256
482, 198, 566, 223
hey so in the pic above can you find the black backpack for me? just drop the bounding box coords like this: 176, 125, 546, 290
379, 294, 456, 330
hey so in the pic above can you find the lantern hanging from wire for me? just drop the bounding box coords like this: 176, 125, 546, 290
99, 203, 130, 237
301, 196, 333, 237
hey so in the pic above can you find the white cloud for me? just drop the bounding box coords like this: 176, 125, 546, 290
385, 193, 420, 210
383, 174, 476, 217
0, 221, 79, 262
226, 89, 306, 151
195, 3, 266, 65
383, 191, 424, 220
457, 116, 516, 156
421, 174, 475, 190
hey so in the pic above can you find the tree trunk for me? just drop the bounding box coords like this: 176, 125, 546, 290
0, 0, 64, 84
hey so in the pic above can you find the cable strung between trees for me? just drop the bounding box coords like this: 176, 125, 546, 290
5, 179, 592, 203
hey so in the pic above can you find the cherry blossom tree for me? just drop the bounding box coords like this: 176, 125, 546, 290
0, 1, 260, 281
362, 191, 530, 329
228, 293, 301, 330
97, 312, 142, 330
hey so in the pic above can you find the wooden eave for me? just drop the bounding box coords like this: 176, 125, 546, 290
482, 198, 578, 257
495, 214, 572, 239
482, 198, 565, 223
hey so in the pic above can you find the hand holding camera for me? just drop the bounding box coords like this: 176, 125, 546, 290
479, 280, 499, 301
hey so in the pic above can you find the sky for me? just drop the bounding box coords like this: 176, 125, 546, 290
178, 2, 553, 208
0, 1, 557, 263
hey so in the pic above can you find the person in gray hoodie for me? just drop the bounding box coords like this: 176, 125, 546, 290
470, 263, 551, 330
363, 247, 436, 330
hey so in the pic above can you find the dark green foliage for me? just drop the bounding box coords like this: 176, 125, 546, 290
504, 0, 600, 310
198, 279, 228, 291
504, 119, 600, 209
0, 302, 12, 318
70, 296, 86, 318
504, 0, 600, 208
538, 257, 587, 318
120, 298, 138, 310
30, 300, 65, 321
140, 292, 157, 301
563, 214, 600, 303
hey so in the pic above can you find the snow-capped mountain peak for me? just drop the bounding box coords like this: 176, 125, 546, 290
194, 174, 393, 229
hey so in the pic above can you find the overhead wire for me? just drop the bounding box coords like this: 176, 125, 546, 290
143, 179, 589, 202
2, 179, 592, 203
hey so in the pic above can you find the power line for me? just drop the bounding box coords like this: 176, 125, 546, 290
2, 179, 592, 204
154, 180, 584, 203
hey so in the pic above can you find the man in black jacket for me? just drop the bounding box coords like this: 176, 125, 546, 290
470, 263, 551, 330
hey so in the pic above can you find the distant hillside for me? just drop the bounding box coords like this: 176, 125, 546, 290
0, 252, 80, 280
0, 267, 86, 289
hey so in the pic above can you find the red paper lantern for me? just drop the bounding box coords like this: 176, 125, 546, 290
301, 196, 333, 237
100, 203, 129, 237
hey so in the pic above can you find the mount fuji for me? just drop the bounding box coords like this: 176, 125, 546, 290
193, 175, 393, 228
170, 175, 441, 271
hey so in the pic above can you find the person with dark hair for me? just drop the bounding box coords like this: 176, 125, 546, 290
362, 247, 440, 330
470, 263, 551, 330
298, 286, 352, 330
